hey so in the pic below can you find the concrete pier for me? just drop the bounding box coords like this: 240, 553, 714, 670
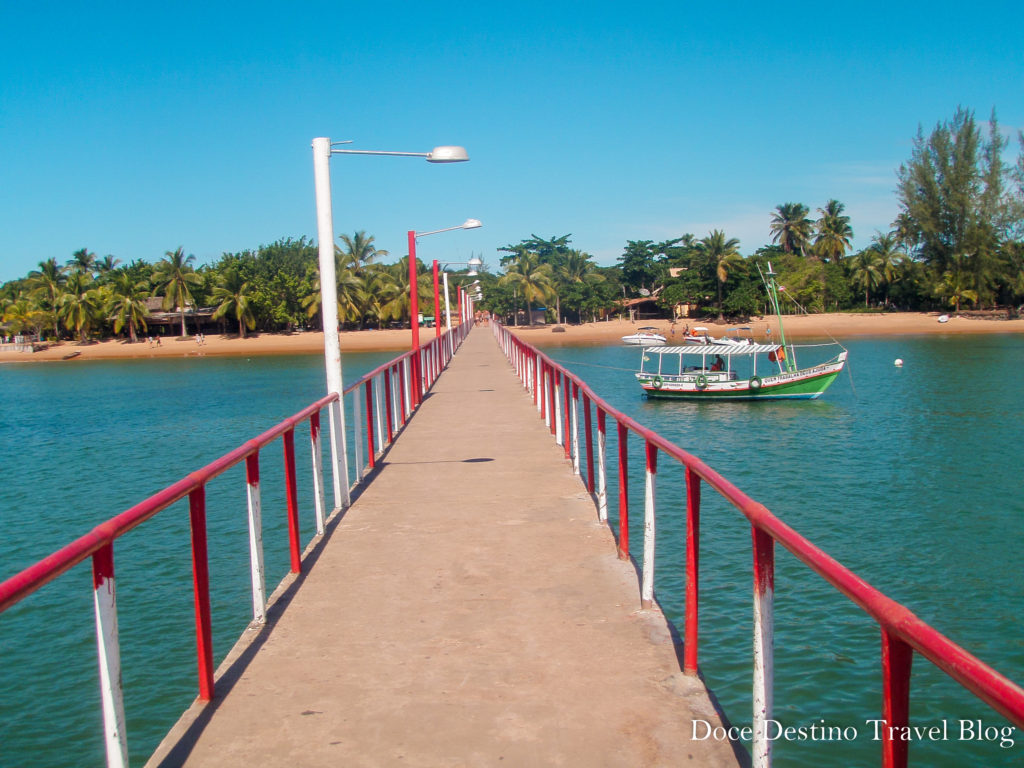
149, 329, 744, 767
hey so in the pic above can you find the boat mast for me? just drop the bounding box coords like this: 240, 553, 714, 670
764, 262, 795, 372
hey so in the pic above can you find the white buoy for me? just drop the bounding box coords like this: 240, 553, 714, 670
894, 358, 904, 367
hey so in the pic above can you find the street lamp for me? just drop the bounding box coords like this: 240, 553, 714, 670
310, 137, 469, 509
407, 219, 481, 403
432, 253, 483, 337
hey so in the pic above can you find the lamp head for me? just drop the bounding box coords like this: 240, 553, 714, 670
466, 256, 483, 277
426, 146, 470, 163
461, 218, 482, 229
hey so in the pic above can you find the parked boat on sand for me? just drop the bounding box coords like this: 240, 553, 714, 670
621, 327, 667, 346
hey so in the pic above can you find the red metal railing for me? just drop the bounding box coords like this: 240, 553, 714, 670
493, 321, 1024, 768
0, 321, 471, 768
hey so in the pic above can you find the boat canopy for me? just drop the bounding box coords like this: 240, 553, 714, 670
646, 344, 781, 357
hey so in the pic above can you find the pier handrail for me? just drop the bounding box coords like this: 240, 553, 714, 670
493, 321, 1024, 768
0, 321, 470, 768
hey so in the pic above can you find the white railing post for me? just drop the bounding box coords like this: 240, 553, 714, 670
309, 417, 326, 536
641, 442, 657, 609
92, 546, 129, 768
245, 453, 268, 621
553, 372, 563, 446
752, 528, 775, 768
597, 411, 608, 522
328, 397, 351, 508
352, 385, 363, 483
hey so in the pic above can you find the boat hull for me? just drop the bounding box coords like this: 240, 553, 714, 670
637, 361, 844, 401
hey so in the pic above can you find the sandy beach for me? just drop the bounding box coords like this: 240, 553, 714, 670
3, 312, 1023, 363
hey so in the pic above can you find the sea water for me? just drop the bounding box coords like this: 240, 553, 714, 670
0, 338, 1022, 766
545, 334, 1024, 767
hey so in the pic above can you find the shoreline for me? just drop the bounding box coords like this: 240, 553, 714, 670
3, 312, 1024, 363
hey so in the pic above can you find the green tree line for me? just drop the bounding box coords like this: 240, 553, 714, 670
5, 107, 1024, 341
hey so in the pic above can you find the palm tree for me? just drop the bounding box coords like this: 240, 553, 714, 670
936, 268, 978, 313
95, 255, 122, 278
867, 232, 904, 306
377, 256, 433, 328
814, 200, 853, 263
697, 230, 745, 319
2, 295, 47, 337
27, 258, 67, 339
770, 203, 814, 256
498, 251, 555, 324
106, 270, 151, 343
301, 264, 364, 328
67, 248, 97, 276
337, 231, 388, 274
849, 250, 884, 307
211, 266, 256, 337
152, 247, 202, 337
59, 272, 103, 342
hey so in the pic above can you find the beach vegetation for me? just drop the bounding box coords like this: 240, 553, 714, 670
4, 109, 1024, 339
106, 270, 151, 343
152, 248, 203, 337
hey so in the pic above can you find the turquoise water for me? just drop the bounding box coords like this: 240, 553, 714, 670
1, 337, 1022, 766
543, 335, 1024, 766
0, 351, 395, 768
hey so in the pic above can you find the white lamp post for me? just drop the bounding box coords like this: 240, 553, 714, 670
311, 138, 469, 508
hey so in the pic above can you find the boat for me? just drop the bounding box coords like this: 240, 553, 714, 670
621, 327, 667, 346
635, 265, 848, 400
682, 326, 720, 344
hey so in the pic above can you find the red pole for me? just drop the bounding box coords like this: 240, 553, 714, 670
365, 381, 375, 469
432, 260, 441, 338
684, 467, 701, 674
617, 422, 629, 559
562, 375, 571, 459
398, 362, 408, 425
881, 631, 913, 768
384, 368, 394, 444
283, 428, 301, 573
188, 486, 215, 700
408, 230, 420, 406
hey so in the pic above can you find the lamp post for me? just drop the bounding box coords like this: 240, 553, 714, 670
407, 219, 481, 403
433, 255, 482, 335
311, 138, 469, 509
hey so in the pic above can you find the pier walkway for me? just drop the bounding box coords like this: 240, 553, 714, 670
149, 329, 742, 767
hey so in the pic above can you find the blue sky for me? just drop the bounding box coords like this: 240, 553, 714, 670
2, 1, 1022, 283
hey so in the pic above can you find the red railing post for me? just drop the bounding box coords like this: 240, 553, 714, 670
283, 428, 301, 573
365, 381, 376, 469
398, 362, 408, 425
881, 630, 913, 768
596, 408, 608, 521
384, 368, 394, 444
562, 373, 571, 458
188, 486, 215, 701
617, 421, 629, 559
548, 365, 557, 436
684, 467, 701, 675
583, 392, 594, 493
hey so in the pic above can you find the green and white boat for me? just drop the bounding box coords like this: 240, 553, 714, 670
635, 264, 848, 401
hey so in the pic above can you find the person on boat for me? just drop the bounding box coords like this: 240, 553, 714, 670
710, 355, 724, 372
